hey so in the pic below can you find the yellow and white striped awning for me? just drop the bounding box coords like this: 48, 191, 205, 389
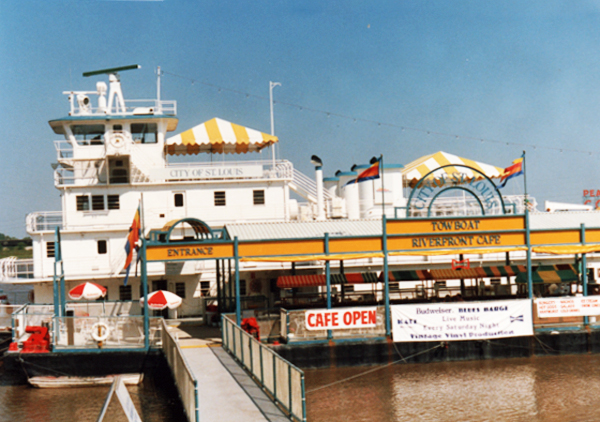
166, 117, 278, 155
402, 151, 504, 187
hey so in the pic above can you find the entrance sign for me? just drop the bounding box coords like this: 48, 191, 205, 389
391, 300, 533, 342
536, 297, 600, 318
305, 307, 377, 330
406, 164, 506, 217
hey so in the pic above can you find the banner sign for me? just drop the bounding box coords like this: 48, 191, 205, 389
391, 300, 533, 342
305, 307, 377, 331
536, 297, 600, 318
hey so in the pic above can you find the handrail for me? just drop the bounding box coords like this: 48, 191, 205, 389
222, 314, 306, 422
160, 318, 199, 422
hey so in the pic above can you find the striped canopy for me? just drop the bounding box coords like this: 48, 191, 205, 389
277, 272, 378, 288
383, 265, 527, 282
402, 151, 504, 187
166, 117, 278, 155
515, 264, 579, 284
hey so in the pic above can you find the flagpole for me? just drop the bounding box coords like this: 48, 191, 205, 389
522, 150, 528, 208
380, 154, 391, 336
139, 194, 150, 349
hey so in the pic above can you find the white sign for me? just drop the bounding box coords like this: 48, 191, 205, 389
115, 376, 142, 422
391, 300, 533, 342
536, 297, 600, 318
151, 165, 263, 180
305, 307, 378, 330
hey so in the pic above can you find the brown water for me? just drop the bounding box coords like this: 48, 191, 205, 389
305, 355, 600, 422
0, 366, 184, 422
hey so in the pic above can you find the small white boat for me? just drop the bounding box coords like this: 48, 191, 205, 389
28, 373, 143, 388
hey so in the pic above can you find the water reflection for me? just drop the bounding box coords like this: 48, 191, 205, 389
305, 355, 600, 422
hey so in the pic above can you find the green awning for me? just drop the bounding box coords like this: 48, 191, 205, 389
515, 264, 579, 284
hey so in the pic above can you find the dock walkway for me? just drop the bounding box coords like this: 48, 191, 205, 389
168, 323, 289, 422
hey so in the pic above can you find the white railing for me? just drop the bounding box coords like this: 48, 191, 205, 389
0, 305, 20, 332
26, 211, 63, 232
67, 97, 176, 116
222, 314, 306, 421
291, 168, 334, 202
52, 315, 161, 349
0, 257, 34, 281
161, 319, 199, 422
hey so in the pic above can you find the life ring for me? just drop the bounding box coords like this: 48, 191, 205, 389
110, 134, 126, 149
90, 322, 110, 342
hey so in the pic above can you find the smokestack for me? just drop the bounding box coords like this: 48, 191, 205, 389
311, 155, 325, 220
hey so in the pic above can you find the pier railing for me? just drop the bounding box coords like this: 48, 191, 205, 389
222, 314, 306, 422
161, 319, 199, 422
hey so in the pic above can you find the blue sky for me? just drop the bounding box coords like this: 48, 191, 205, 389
2, 1, 600, 237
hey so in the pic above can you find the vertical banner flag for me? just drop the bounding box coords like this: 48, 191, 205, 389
345, 156, 381, 185
123, 206, 141, 285
499, 154, 524, 188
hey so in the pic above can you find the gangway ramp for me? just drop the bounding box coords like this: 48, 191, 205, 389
167, 323, 289, 422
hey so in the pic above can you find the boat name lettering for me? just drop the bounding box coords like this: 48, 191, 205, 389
168, 168, 245, 178
167, 247, 213, 257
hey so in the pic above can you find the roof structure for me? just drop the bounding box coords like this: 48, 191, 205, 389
225, 220, 382, 241
166, 117, 278, 155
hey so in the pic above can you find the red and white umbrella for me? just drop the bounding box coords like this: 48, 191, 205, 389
140, 290, 182, 310
69, 282, 107, 301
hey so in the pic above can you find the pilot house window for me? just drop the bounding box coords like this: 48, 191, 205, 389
131, 123, 157, 144
76, 195, 90, 211
92, 195, 105, 211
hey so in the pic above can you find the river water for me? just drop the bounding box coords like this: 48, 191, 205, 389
0, 364, 185, 422
304, 354, 600, 422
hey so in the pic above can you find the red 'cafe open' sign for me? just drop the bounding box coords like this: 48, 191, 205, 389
305, 308, 377, 330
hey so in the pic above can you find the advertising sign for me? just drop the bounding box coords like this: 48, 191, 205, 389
536, 297, 600, 318
305, 307, 377, 331
391, 300, 533, 342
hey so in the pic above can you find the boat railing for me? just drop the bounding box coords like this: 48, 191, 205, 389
51, 315, 162, 350
160, 318, 199, 422
0, 257, 34, 281
0, 305, 22, 333
66, 96, 177, 116
222, 314, 306, 422
26, 211, 64, 232
12, 304, 55, 342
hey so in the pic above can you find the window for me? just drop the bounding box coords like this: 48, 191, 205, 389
175, 282, 186, 299
46, 242, 55, 258
389, 282, 400, 292
119, 285, 132, 301
131, 123, 158, 144
107, 195, 120, 210
92, 195, 105, 211
253, 190, 265, 205
214, 191, 226, 206
71, 124, 105, 146
76, 195, 90, 211
97, 240, 107, 254
174, 193, 184, 207
200, 281, 210, 296
240, 280, 247, 296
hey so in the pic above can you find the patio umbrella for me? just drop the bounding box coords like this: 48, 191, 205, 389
140, 290, 182, 310
68, 282, 107, 300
